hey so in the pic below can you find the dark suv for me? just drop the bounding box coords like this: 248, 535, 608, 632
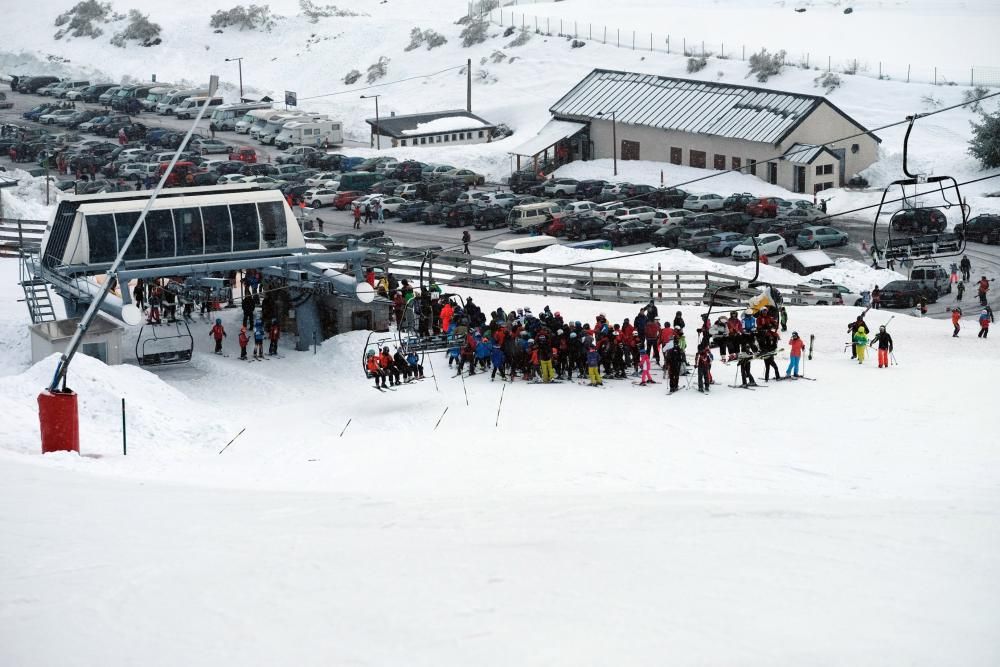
602, 220, 652, 246
443, 202, 478, 227
509, 170, 543, 194
474, 206, 507, 230
961, 214, 1000, 244
879, 280, 938, 308
566, 215, 606, 240
650, 187, 689, 209
575, 179, 609, 200
890, 208, 947, 233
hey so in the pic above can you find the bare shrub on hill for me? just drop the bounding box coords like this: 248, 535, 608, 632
210, 5, 279, 32
920, 94, 942, 109
343, 69, 361, 85
110, 10, 161, 47
54, 0, 112, 40
747, 48, 786, 83
366, 56, 390, 83
406, 28, 446, 51
687, 56, 707, 74
963, 86, 990, 113
461, 19, 489, 47
507, 28, 531, 47
299, 0, 363, 22
814, 71, 842, 94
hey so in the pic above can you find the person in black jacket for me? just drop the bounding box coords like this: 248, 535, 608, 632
673, 310, 685, 330
868, 325, 894, 368
645, 300, 658, 321
241, 292, 257, 327
461, 230, 471, 254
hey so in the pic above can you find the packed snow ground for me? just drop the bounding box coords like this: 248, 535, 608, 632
1, 256, 998, 665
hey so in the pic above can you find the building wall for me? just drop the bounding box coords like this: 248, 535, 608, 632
371, 128, 492, 148
585, 104, 879, 194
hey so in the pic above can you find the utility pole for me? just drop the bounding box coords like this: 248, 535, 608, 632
467, 58, 472, 112
361, 94, 381, 149
225, 57, 244, 100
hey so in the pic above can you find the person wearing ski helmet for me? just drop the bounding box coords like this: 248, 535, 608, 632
210, 317, 226, 354
979, 307, 994, 338
951, 307, 963, 337
268, 318, 281, 356
869, 325, 894, 368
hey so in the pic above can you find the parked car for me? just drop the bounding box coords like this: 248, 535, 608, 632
395, 182, 427, 200
745, 197, 784, 218
423, 164, 457, 181
276, 146, 319, 165
778, 206, 825, 223
683, 193, 725, 212
387, 160, 427, 182
934, 232, 960, 252
190, 138, 230, 155
565, 215, 607, 241
330, 190, 362, 210
961, 214, 1000, 244
443, 168, 485, 186
38, 109, 77, 125
715, 212, 754, 233
677, 227, 722, 252
421, 203, 446, 225
478, 192, 518, 209
796, 225, 849, 249
731, 233, 787, 260
878, 280, 939, 308
376, 196, 408, 216
397, 200, 431, 222
707, 232, 749, 257
890, 207, 947, 233
723, 192, 755, 212
443, 202, 479, 227
610, 206, 656, 223
651, 208, 689, 227
509, 170, 543, 194
602, 220, 653, 246
909, 263, 952, 296
575, 179, 609, 200
544, 178, 579, 196
241, 175, 285, 189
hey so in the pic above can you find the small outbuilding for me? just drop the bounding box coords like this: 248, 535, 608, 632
30, 316, 124, 365
776, 249, 835, 275
365, 110, 496, 148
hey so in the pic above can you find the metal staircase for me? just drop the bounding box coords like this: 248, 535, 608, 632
19, 251, 57, 324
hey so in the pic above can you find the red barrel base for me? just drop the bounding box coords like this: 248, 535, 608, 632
38, 389, 80, 454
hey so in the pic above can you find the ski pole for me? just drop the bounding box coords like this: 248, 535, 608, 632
890, 352, 899, 366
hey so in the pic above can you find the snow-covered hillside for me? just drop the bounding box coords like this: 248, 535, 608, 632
2, 0, 999, 220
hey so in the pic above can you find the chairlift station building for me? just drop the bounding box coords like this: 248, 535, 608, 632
530, 69, 880, 194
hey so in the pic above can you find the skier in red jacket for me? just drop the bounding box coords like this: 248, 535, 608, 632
210, 318, 226, 354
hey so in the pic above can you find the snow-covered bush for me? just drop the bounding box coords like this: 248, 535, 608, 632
814, 71, 842, 94
209, 5, 278, 32
298, 0, 362, 22
405, 28, 446, 51
460, 19, 488, 47
110, 10, 161, 47
404, 27, 423, 51
747, 48, 786, 83
921, 94, 942, 109
366, 56, 389, 83
507, 28, 531, 47
54, 0, 112, 40
963, 86, 990, 113
687, 56, 707, 74
342, 69, 361, 85
570, 39, 585, 49
969, 109, 1000, 169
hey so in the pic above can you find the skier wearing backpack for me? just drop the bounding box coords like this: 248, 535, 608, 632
869, 325, 893, 368
253, 318, 265, 358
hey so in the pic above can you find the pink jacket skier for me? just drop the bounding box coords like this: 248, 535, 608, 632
639, 350, 654, 385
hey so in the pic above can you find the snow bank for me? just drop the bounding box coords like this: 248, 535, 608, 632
0, 168, 58, 221
402, 116, 489, 135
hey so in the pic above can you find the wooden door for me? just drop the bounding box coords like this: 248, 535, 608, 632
621, 140, 640, 161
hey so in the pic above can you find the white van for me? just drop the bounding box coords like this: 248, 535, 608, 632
175, 96, 224, 119
157, 89, 210, 115
275, 120, 343, 150
248, 109, 284, 139
493, 235, 561, 254
257, 112, 311, 145
507, 202, 561, 233
52, 80, 90, 98
210, 101, 272, 131
142, 85, 178, 111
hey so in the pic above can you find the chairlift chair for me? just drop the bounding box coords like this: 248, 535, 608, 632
136, 318, 194, 366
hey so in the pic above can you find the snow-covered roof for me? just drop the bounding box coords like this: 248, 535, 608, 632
786, 249, 834, 268
508, 119, 587, 158
365, 110, 495, 138
550, 69, 879, 145
782, 143, 838, 165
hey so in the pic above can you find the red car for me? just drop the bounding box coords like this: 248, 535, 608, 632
228, 146, 258, 164
333, 190, 364, 210
746, 197, 781, 218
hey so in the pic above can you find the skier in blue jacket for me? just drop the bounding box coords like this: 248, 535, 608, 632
490, 340, 506, 381
475, 336, 491, 371
252, 318, 265, 359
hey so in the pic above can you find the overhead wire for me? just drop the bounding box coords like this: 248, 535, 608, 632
298, 64, 468, 101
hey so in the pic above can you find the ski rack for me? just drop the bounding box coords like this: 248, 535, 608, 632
869, 115, 970, 267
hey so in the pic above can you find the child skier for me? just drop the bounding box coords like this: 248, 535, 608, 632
638, 349, 653, 386
253, 318, 265, 358
238, 325, 249, 360
268, 319, 280, 356
979, 308, 993, 338
695, 342, 713, 393
490, 338, 506, 381
786, 331, 806, 377
210, 318, 226, 354
853, 324, 869, 364
586, 345, 603, 386
951, 307, 962, 337
366, 350, 386, 389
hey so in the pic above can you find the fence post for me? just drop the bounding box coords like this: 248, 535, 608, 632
542, 267, 548, 295
632, 30, 636, 51
721, 42, 724, 58
683, 37, 686, 55
428, 256, 434, 285
589, 267, 595, 300
616, 272, 622, 300
650, 33, 653, 52
657, 264, 662, 300
702, 40, 705, 56
666, 35, 670, 53
971, 67, 974, 86
603, 26, 607, 44
509, 261, 514, 289
878, 61, 881, 79
535, 16, 538, 31
522, 14, 524, 29
934, 66, 937, 85
574, 21, 577, 38
907, 64, 910, 83
828, 55, 831, 72
589, 24, 592, 40
560, 18, 563, 34
617, 28, 620, 48
675, 274, 682, 305
806, 52, 809, 68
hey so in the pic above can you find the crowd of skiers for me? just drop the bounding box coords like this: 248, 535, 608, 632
366, 295, 818, 393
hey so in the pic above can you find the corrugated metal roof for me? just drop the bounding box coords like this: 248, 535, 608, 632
508, 119, 587, 157
783, 143, 824, 164
550, 70, 831, 145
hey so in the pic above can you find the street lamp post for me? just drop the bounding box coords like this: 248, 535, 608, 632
596, 110, 618, 176
225, 57, 244, 100
361, 94, 381, 150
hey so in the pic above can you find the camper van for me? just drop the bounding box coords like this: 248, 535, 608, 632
141, 86, 179, 111
209, 101, 272, 132
175, 96, 224, 119
256, 112, 315, 145
274, 120, 343, 150
247, 109, 284, 140
110, 83, 157, 111
156, 88, 210, 115
507, 202, 561, 233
